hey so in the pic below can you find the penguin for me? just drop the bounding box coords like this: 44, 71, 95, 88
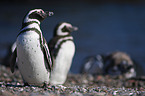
104, 51, 136, 79
80, 55, 104, 75
48, 22, 78, 85
10, 9, 54, 86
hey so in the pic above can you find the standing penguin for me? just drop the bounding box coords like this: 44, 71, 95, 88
48, 22, 78, 85
10, 9, 53, 86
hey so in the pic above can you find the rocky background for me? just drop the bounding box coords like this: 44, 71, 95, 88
0, 64, 145, 96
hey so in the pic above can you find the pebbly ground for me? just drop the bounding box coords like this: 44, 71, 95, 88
0, 64, 145, 96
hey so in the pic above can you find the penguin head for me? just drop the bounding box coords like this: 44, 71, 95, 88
54, 22, 78, 36
23, 9, 53, 23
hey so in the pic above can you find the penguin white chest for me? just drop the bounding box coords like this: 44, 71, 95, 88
56, 41, 75, 69
16, 32, 50, 86
50, 40, 75, 85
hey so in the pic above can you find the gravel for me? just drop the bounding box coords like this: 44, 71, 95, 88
0, 64, 145, 96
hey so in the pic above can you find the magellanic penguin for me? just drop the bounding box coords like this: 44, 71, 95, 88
104, 51, 136, 79
48, 22, 78, 85
10, 9, 54, 86
80, 55, 104, 75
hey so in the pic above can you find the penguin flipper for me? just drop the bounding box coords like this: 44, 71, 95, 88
42, 38, 52, 71
48, 38, 55, 56
10, 47, 17, 73
48, 37, 59, 59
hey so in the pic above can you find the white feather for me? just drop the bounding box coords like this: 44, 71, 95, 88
17, 31, 50, 86
50, 41, 75, 85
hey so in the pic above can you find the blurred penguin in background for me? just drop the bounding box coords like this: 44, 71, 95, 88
80, 51, 138, 79
80, 55, 104, 75
103, 51, 136, 79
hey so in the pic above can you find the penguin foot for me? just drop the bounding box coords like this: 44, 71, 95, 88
23, 82, 30, 86
42, 82, 50, 90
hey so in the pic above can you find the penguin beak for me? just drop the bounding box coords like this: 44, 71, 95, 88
45, 11, 54, 17
68, 26, 78, 32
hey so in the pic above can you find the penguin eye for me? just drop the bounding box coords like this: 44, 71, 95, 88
61, 26, 69, 32
40, 11, 43, 14
37, 11, 42, 14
